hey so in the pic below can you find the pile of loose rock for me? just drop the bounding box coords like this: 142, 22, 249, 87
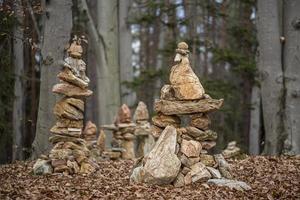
33, 37, 98, 175
102, 104, 136, 160
130, 42, 250, 190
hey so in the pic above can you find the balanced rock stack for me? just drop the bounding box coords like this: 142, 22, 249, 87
130, 42, 233, 187
33, 37, 98, 175
222, 141, 241, 159
102, 104, 136, 160
133, 101, 155, 158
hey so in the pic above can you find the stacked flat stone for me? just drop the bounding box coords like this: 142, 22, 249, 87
133, 101, 155, 158
102, 104, 136, 160
34, 38, 98, 175
82, 121, 103, 160
130, 42, 232, 187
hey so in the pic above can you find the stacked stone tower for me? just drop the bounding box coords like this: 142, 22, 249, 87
33, 37, 98, 175
130, 42, 231, 187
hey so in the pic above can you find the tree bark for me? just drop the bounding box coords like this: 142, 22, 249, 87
257, 0, 284, 155
96, 0, 121, 124
283, 0, 300, 154
119, 0, 135, 107
12, 0, 25, 161
32, 0, 73, 158
249, 86, 261, 155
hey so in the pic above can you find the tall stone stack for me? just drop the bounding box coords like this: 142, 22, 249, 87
33, 37, 98, 175
102, 104, 136, 160
133, 101, 155, 158
130, 42, 231, 187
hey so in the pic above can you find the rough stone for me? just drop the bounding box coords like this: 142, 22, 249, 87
57, 68, 88, 89
83, 121, 97, 136
180, 139, 202, 157
133, 101, 149, 121
206, 167, 222, 179
50, 125, 82, 137
115, 104, 132, 124
53, 98, 84, 120
190, 114, 211, 130
195, 130, 218, 141
97, 129, 106, 153
121, 140, 135, 159
151, 125, 164, 139
160, 84, 176, 100
130, 166, 144, 183
201, 141, 216, 150
136, 126, 181, 185
170, 42, 205, 100
222, 141, 241, 159
186, 162, 211, 183
214, 154, 232, 179
180, 154, 200, 167
207, 179, 251, 191
33, 159, 53, 175
152, 113, 181, 128
173, 173, 185, 187
154, 98, 224, 115
55, 118, 83, 128
52, 82, 93, 97
199, 154, 215, 167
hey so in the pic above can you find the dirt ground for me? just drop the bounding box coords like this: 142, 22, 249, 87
0, 156, 299, 200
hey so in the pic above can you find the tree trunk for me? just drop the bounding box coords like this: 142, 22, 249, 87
119, 0, 135, 107
32, 0, 73, 158
96, 0, 121, 124
257, 0, 284, 155
249, 85, 261, 155
12, 0, 25, 161
283, 0, 300, 155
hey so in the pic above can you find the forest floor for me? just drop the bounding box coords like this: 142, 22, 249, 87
0, 156, 299, 200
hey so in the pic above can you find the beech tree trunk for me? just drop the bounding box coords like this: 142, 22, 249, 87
96, 0, 121, 124
257, 0, 284, 155
119, 0, 135, 107
283, 0, 300, 154
32, 0, 72, 158
249, 86, 261, 155
12, 0, 25, 161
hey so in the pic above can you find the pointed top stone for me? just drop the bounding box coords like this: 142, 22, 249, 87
83, 121, 97, 136
115, 104, 132, 124
177, 42, 189, 50
133, 101, 149, 122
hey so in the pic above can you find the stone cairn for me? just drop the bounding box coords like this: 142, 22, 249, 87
101, 104, 136, 160
133, 101, 155, 158
130, 42, 239, 187
33, 37, 98, 175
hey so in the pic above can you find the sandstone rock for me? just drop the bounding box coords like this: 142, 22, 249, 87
52, 82, 92, 97
58, 68, 88, 89
207, 179, 251, 191
152, 113, 181, 128
206, 167, 221, 179
115, 104, 131, 124
64, 56, 89, 83
154, 98, 224, 115
170, 42, 205, 100
195, 130, 218, 141
180, 154, 200, 167
222, 141, 241, 159
130, 166, 144, 183
181, 133, 193, 141
55, 118, 83, 128
49, 134, 86, 145
201, 141, 216, 150
190, 114, 211, 130
51, 159, 67, 168
33, 159, 53, 175
83, 121, 97, 136
160, 85, 176, 100
185, 126, 205, 138
121, 140, 135, 159
53, 98, 84, 120
50, 125, 82, 137
67, 160, 80, 174
173, 173, 185, 187
185, 162, 211, 183
80, 162, 95, 174
123, 133, 136, 140
139, 126, 181, 185
199, 154, 215, 167
151, 125, 163, 138
117, 122, 135, 128
133, 101, 149, 121
181, 167, 190, 175
180, 139, 202, 157
214, 154, 232, 179
68, 40, 83, 58
97, 129, 106, 153
54, 165, 69, 173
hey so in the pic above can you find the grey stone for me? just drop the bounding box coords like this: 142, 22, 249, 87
207, 179, 251, 191
33, 159, 53, 175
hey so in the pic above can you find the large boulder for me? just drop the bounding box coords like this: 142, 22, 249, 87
130, 126, 181, 185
